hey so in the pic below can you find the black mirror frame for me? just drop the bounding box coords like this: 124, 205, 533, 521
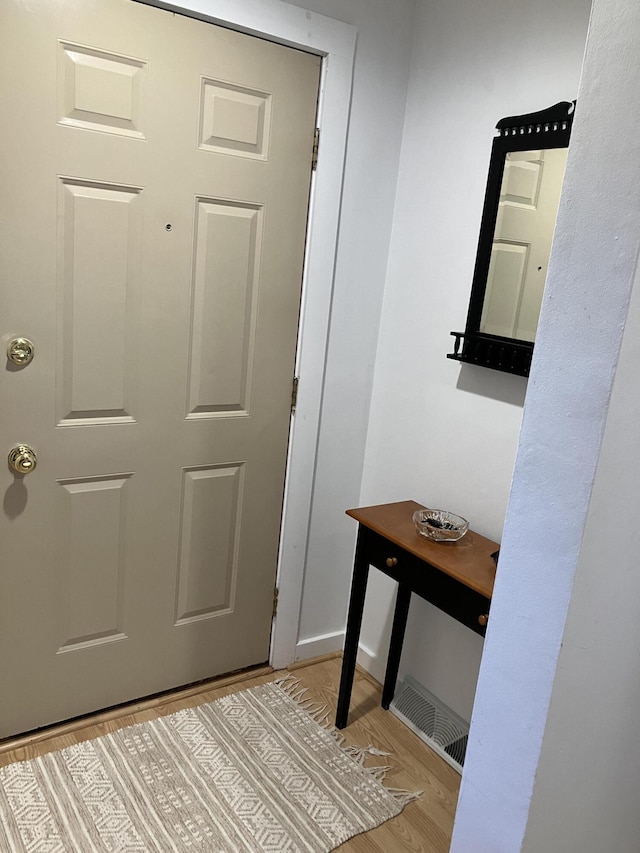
448, 101, 575, 378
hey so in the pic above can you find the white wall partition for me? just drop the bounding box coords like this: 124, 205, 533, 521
452, 0, 640, 849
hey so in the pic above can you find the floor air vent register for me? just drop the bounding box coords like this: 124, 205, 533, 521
390, 676, 470, 773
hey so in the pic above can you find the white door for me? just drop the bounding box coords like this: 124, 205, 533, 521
0, 0, 320, 737
480, 147, 568, 341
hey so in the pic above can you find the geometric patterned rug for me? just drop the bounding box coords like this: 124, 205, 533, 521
0, 676, 420, 851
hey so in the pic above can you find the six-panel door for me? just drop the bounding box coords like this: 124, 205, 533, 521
0, 0, 320, 737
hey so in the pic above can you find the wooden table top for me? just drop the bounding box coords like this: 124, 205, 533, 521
346, 500, 498, 599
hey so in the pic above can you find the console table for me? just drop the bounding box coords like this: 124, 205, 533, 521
336, 500, 498, 729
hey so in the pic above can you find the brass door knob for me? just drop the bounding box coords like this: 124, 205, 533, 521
386, 557, 398, 568
478, 614, 489, 628
8, 444, 37, 474
7, 337, 34, 366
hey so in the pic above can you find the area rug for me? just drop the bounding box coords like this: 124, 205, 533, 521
0, 676, 420, 852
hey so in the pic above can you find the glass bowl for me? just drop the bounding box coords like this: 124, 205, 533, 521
412, 508, 469, 542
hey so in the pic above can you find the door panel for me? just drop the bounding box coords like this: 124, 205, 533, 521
175, 464, 244, 624
481, 147, 568, 340
188, 199, 262, 416
58, 178, 142, 424
0, 0, 320, 737
58, 41, 147, 139
56, 474, 132, 651
199, 79, 272, 159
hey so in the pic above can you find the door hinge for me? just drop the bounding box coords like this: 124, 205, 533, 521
291, 376, 299, 412
272, 587, 279, 619
312, 127, 320, 171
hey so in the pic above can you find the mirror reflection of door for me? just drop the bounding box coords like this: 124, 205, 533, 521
480, 147, 568, 341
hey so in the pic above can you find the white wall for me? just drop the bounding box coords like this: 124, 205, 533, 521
523, 262, 640, 853
358, 0, 592, 720
286, 0, 418, 657
452, 0, 640, 848
521, 4, 640, 847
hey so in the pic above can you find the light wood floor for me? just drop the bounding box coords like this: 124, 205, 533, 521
0, 655, 459, 852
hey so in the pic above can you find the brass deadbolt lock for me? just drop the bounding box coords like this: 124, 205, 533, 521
7, 337, 34, 366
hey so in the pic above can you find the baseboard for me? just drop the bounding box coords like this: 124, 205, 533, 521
356, 641, 386, 685
295, 632, 387, 685
288, 651, 342, 671
294, 630, 344, 661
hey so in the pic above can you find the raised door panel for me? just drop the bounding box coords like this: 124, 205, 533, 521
58, 41, 147, 138
57, 178, 141, 424
199, 78, 271, 159
481, 242, 528, 337
187, 200, 262, 417
175, 464, 244, 624
56, 474, 132, 652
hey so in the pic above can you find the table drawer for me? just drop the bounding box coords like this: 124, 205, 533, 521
362, 529, 490, 637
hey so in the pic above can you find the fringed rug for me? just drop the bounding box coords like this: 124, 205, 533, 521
0, 676, 420, 852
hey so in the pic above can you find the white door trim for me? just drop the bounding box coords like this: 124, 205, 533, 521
135, 0, 356, 669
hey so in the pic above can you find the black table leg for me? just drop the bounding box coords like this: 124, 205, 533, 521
335, 528, 370, 729
381, 583, 412, 710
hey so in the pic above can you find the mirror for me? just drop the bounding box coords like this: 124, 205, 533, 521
448, 102, 574, 377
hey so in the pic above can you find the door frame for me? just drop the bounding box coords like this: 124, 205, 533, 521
135, 0, 356, 669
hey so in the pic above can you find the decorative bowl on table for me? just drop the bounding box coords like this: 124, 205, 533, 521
412, 508, 469, 542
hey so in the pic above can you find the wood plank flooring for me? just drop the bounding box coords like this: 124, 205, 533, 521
0, 655, 459, 852
291, 657, 460, 852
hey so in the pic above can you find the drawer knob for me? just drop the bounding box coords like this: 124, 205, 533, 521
386, 557, 398, 568
478, 614, 489, 627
